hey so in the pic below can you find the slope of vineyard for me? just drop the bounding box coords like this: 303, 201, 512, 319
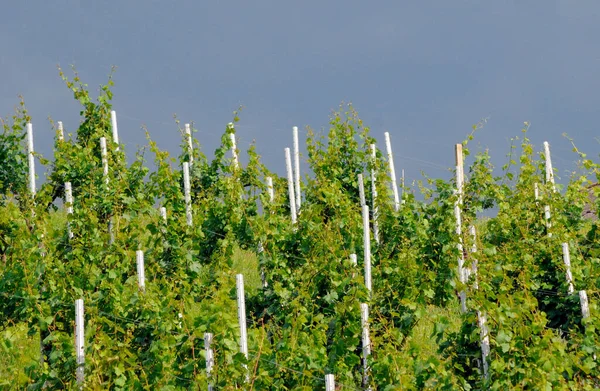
0, 74, 598, 390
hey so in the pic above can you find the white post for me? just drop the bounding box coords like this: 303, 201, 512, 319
350, 253, 357, 267
384, 132, 400, 211
534, 183, 540, 201
183, 162, 193, 227
204, 332, 214, 391
562, 243, 575, 294
228, 123, 239, 170
266, 176, 274, 203
185, 123, 194, 166
57, 121, 64, 141
65, 182, 74, 239
370, 144, 380, 245
75, 299, 85, 386
360, 303, 371, 388
469, 225, 477, 290
136, 250, 145, 292
236, 274, 249, 381
325, 374, 335, 391
293, 126, 301, 212
159, 206, 167, 223
362, 205, 372, 293
477, 311, 490, 381
358, 173, 366, 207
285, 148, 297, 224
543, 141, 555, 192
579, 290, 590, 319
110, 110, 119, 150
455, 144, 467, 313
100, 137, 109, 185
27, 122, 36, 196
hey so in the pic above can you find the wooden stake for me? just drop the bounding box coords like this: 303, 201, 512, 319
362, 205, 372, 292
361, 303, 371, 389
562, 243, 575, 294
384, 132, 400, 211
293, 126, 301, 212
110, 110, 119, 150
370, 144, 380, 245
136, 250, 145, 292
183, 162, 193, 227
75, 299, 85, 387
185, 123, 194, 166
325, 374, 335, 391
27, 122, 36, 196
204, 332, 214, 391
284, 148, 297, 224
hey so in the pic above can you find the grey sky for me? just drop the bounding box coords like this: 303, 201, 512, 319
2, 1, 600, 185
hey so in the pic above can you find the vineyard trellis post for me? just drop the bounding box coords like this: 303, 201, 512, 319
561, 243, 575, 294
183, 162, 193, 227
384, 132, 400, 212
293, 126, 301, 213
65, 181, 73, 239
75, 299, 85, 387
455, 143, 467, 313
185, 123, 193, 166
360, 303, 371, 389
110, 110, 119, 151
57, 120, 64, 141
284, 148, 297, 224
136, 250, 145, 292
236, 274, 249, 382
358, 173, 366, 207
370, 144, 380, 245
27, 122, 36, 197
362, 204, 372, 293
325, 374, 335, 391
228, 123, 239, 170
205, 332, 214, 391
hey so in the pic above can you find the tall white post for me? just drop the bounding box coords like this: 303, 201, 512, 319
27, 122, 36, 196
110, 110, 119, 150
57, 121, 64, 141
350, 253, 357, 266
136, 250, 145, 292
293, 126, 301, 212
562, 243, 575, 294
384, 132, 400, 211
358, 174, 366, 207
579, 290, 590, 319
183, 162, 193, 227
266, 176, 274, 203
534, 183, 540, 201
325, 374, 335, 391
185, 123, 194, 166
455, 144, 467, 313
204, 332, 214, 391
236, 274, 249, 381
370, 144, 380, 245
360, 303, 371, 388
159, 206, 167, 223
362, 205, 372, 293
75, 299, 85, 386
228, 123, 239, 170
285, 148, 297, 224
65, 182, 74, 239
477, 311, 490, 380
543, 141, 555, 192
469, 225, 477, 289
100, 137, 109, 185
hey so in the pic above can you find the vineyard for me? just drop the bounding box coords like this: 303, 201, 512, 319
1, 72, 599, 390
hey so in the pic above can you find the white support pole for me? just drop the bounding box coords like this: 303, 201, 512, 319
185, 123, 194, 166
455, 144, 467, 313
579, 290, 590, 319
204, 332, 214, 391
75, 299, 85, 386
285, 148, 297, 224
477, 311, 490, 381
136, 250, 145, 292
384, 132, 400, 211
183, 162, 193, 227
360, 303, 371, 388
65, 182, 74, 239
350, 253, 357, 267
358, 173, 366, 207
562, 243, 575, 294
293, 126, 301, 212
266, 176, 274, 203
543, 141, 555, 192
100, 137, 109, 185
362, 205, 372, 293
110, 110, 119, 150
325, 374, 335, 391
228, 123, 239, 170
534, 183, 540, 201
57, 121, 64, 141
469, 225, 477, 290
370, 144, 380, 245
159, 206, 167, 223
27, 122, 36, 196
236, 274, 249, 381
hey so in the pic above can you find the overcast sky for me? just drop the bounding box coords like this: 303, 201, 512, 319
2, 1, 600, 186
